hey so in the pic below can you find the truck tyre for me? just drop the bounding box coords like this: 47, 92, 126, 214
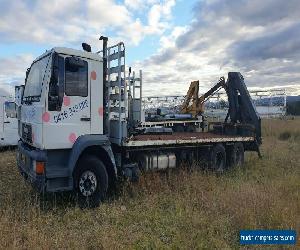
209, 144, 226, 173
227, 142, 244, 168
74, 156, 108, 208
186, 124, 196, 132
173, 125, 184, 132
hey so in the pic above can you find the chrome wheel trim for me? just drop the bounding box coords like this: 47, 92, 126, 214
79, 170, 97, 197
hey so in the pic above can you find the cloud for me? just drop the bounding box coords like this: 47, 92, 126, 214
0, 0, 177, 92
202, 0, 300, 26
0, 0, 176, 46
133, 0, 300, 96
0, 0, 86, 44
124, 0, 143, 10
229, 23, 300, 61
0, 54, 34, 94
1, 0, 299, 97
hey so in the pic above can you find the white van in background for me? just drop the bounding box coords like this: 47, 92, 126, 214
0, 86, 23, 147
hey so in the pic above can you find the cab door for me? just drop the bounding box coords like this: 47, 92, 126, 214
90, 60, 103, 134
43, 55, 91, 149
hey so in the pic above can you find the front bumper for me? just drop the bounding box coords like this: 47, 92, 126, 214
17, 140, 73, 192
17, 140, 47, 192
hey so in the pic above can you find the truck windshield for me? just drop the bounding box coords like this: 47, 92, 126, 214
5, 101, 17, 118
23, 54, 51, 102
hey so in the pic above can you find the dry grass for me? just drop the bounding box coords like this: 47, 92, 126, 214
0, 118, 299, 249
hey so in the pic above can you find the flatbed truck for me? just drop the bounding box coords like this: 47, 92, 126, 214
17, 37, 261, 207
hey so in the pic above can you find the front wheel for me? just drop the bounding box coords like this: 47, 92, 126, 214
227, 142, 244, 168
74, 156, 108, 208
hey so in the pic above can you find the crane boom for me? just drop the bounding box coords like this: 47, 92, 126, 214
180, 77, 226, 117
225, 72, 261, 145
180, 73, 261, 145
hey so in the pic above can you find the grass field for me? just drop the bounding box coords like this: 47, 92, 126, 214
0, 119, 299, 249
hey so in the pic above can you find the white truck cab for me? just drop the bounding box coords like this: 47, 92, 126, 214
17, 38, 261, 207
20, 47, 103, 149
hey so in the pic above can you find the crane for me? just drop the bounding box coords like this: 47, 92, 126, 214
180, 77, 226, 117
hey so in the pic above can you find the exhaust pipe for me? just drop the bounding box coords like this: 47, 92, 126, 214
99, 36, 108, 134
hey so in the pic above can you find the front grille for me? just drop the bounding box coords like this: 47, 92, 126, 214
22, 123, 32, 143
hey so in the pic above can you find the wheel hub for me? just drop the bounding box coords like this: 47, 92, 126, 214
79, 171, 97, 197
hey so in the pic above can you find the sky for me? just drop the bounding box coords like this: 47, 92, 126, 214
0, 0, 300, 96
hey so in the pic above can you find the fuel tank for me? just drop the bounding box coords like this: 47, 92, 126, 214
139, 153, 176, 171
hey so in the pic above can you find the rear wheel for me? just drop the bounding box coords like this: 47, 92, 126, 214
209, 144, 226, 173
173, 125, 184, 132
227, 142, 244, 168
186, 124, 196, 132
74, 156, 108, 208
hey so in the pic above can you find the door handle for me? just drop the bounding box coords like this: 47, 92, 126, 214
80, 117, 91, 121
4, 121, 10, 124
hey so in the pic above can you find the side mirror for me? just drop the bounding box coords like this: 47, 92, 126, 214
15, 85, 25, 106
25, 68, 30, 84
48, 63, 59, 111
48, 82, 59, 111
49, 73, 59, 96
48, 53, 64, 111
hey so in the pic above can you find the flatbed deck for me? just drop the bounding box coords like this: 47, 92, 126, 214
123, 132, 255, 147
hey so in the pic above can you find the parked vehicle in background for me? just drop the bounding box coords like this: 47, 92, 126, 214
0, 88, 19, 147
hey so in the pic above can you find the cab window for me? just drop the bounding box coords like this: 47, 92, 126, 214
65, 57, 88, 97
